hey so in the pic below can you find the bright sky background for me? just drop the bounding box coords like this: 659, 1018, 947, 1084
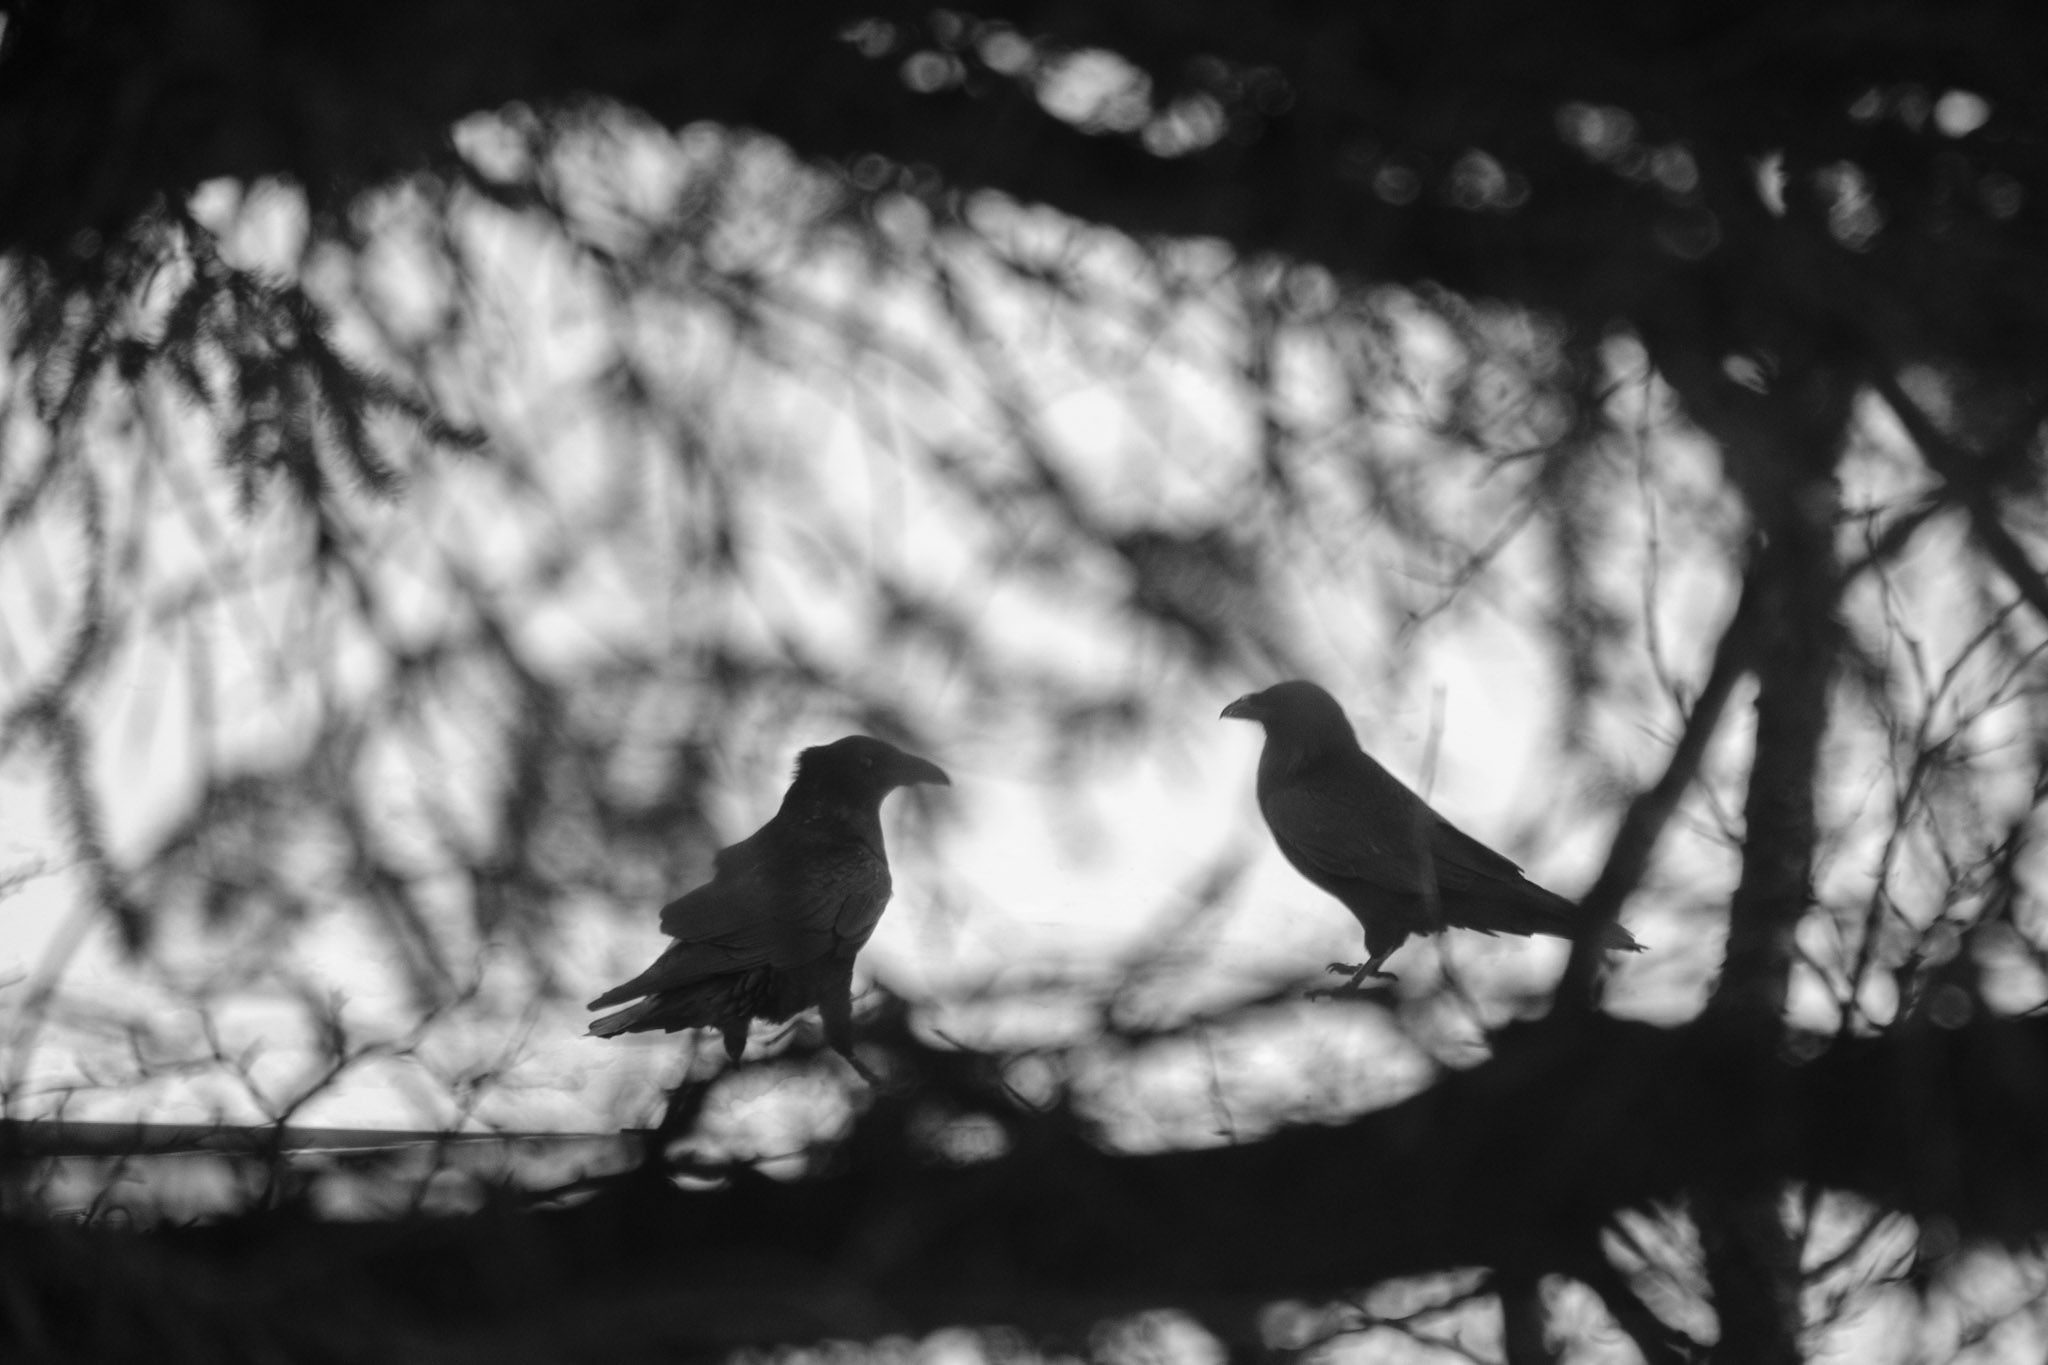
0, 148, 1728, 1136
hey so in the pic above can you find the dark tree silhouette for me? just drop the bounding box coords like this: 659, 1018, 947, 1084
6, 3, 2048, 1363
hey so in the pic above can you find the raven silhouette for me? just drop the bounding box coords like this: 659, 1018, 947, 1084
1223, 680, 1639, 986
588, 735, 948, 1079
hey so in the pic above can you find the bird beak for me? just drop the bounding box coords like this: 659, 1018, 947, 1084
1220, 694, 1262, 722
892, 753, 951, 788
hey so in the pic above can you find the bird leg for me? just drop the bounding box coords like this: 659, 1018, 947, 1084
1308, 952, 1399, 998
816, 977, 884, 1086
835, 1047, 884, 1086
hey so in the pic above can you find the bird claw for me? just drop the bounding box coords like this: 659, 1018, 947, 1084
1308, 961, 1397, 999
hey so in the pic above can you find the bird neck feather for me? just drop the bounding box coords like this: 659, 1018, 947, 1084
782, 785, 888, 859
1259, 726, 1358, 784
1257, 737, 1310, 785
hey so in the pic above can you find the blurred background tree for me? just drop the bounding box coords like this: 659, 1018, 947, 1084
6, 1, 2048, 1362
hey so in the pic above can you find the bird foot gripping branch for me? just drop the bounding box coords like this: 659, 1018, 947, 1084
586, 735, 949, 1083
1304, 960, 1398, 1000
1312, 960, 1398, 992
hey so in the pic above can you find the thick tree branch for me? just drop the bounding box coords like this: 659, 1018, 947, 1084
47, 1011, 2031, 1354
1594, 321, 1857, 1358
1698, 1187, 1804, 1365
1693, 398, 1847, 1359
1564, 1238, 1704, 1365
8, 0, 2048, 371
1632, 334, 1852, 1037
1497, 1266, 1556, 1365
1706, 500, 1841, 1034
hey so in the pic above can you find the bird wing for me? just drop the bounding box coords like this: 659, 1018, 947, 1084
707, 823, 769, 878
1428, 817, 1543, 891
1263, 756, 1558, 899
590, 834, 890, 1008
1259, 769, 1433, 896
818, 854, 893, 953
1253, 740, 1609, 948
652, 864, 823, 967
587, 871, 801, 1008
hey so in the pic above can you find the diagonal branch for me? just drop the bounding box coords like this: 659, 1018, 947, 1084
1555, 565, 1762, 1012
1871, 368, 2048, 631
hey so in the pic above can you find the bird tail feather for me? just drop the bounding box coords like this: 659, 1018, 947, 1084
586, 981, 639, 1011
586, 974, 765, 1037
588, 998, 663, 1037
588, 962, 674, 1011
1448, 892, 1642, 953
1596, 919, 1644, 953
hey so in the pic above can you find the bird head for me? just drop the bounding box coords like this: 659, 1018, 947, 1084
794, 735, 951, 797
1220, 680, 1361, 751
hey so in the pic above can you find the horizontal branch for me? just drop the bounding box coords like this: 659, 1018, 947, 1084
0, 1119, 612, 1159
93, 1008, 2048, 1350
9, 0, 2048, 362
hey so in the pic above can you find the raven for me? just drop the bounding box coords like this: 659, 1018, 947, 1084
588, 735, 949, 1080
1222, 680, 1640, 986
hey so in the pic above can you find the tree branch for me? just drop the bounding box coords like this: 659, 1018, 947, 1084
75, 1011, 2044, 1353
1564, 1236, 1704, 1365
1555, 565, 1761, 1011
1871, 367, 2048, 633
1497, 1266, 1557, 1365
